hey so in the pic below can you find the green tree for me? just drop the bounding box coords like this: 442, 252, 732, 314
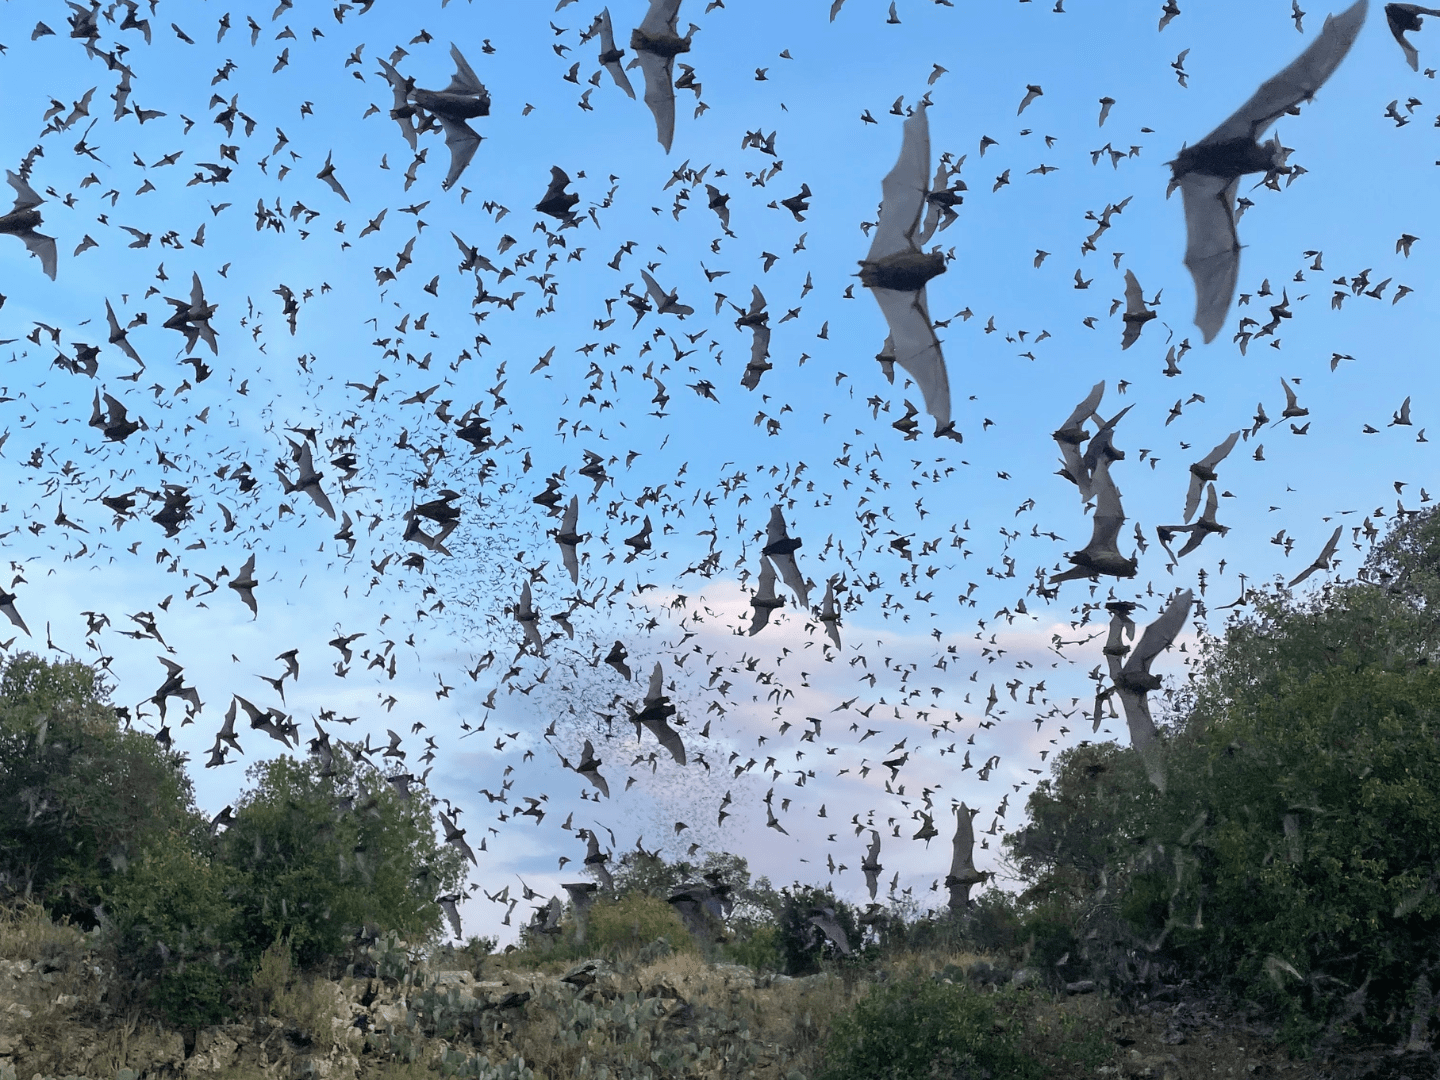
0, 654, 207, 922
215, 748, 467, 971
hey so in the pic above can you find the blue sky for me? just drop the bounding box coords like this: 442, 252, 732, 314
0, 0, 1434, 944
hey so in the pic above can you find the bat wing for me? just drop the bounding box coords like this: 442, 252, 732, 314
1058, 381, 1104, 436
1289, 525, 1343, 586
22, 231, 58, 280
1123, 269, 1146, 315
639, 0, 683, 36
443, 44, 485, 95
1088, 458, 1127, 551
640, 269, 668, 307
542, 166, 570, 205
6, 171, 42, 213
871, 285, 951, 429
645, 661, 664, 705
765, 504, 788, 548
1180, 171, 1241, 343
947, 804, 982, 883
1199, 0, 1369, 145
773, 552, 809, 609
1123, 589, 1194, 678
867, 103, 930, 263
438, 117, 480, 191
1198, 429, 1241, 473
637, 51, 676, 152
748, 557, 779, 635
642, 714, 686, 764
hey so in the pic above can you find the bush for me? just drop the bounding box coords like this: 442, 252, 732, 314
816, 972, 1044, 1080
777, 885, 866, 977
0, 654, 208, 922
719, 922, 782, 971
95, 828, 245, 1028
583, 891, 693, 954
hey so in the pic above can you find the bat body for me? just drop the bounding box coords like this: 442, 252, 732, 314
380, 45, 489, 190
819, 576, 842, 648
89, 391, 140, 442
1120, 269, 1156, 349
1050, 456, 1138, 582
516, 580, 544, 653
633, 662, 685, 764
1387, 4, 1440, 68
1183, 431, 1240, 521
859, 104, 953, 437
1, 172, 57, 279
640, 269, 694, 316
945, 803, 985, 911
1289, 525, 1343, 586
1053, 381, 1104, 492
631, 0, 694, 152
1172, 0, 1367, 342
860, 830, 882, 901
736, 286, 771, 389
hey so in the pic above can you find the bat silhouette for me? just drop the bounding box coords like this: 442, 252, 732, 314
315, 151, 348, 201
1289, 524, 1343, 586
1159, 482, 1229, 561
564, 738, 610, 798
1183, 430, 1240, 522
535, 166, 579, 221
555, 495, 582, 583
1170, 0, 1367, 342
1120, 269, 1157, 349
631, 0, 696, 153
819, 576, 842, 648
632, 662, 686, 764
735, 286, 772, 389
1053, 380, 1104, 493
1050, 454, 1137, 583
748, 555, 784, 635
604, 639, 632, 681
381, 45, 489, 190
640, 269, 693, 316
515, 580, 544, 654
105, 300, 143, 367
596, 8, 636, 98
1387, 4, 1440, 68
859, 103, 954, 439
275, 439, 335, 519
763, 505, 811, 608
89, 391, 140, 442
1, 171, 57, 279
860, 830, 882, 901
228, 554, 259, 618
945, 803, 986, 911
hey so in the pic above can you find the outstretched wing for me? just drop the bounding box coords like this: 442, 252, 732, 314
1087, 457, 1128, 552
639, 0, 684, 35
443, 44, 485, 95
1180, 172, 1241, 343
1123, 589, 1194, 679
867, 103, 930, 263
871, 285, 950, 430
637, 51, 676, 152
598, 9, 637, 97
438, 117, 480, 190
1199, 0, 1369, 145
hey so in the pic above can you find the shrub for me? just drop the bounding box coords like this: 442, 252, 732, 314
816, 972, 1044, 1080
777, 885, 866, 977
720, 922, 782, 971
583, 891, 693, 954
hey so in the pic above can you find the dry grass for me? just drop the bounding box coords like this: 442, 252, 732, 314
0, 900, 89, 965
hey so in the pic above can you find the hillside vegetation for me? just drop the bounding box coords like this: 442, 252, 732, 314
6, 509, 1440, 1078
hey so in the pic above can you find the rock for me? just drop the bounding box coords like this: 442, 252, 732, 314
1010, 967, 1041, 988
1065, 979, 1098, 995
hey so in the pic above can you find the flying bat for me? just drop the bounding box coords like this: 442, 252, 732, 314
315, 151, 349, 201
596, 8, 636, 98
819, 576, 842, 648
1183, 430, 1240, 522
630, 0, 696, 152
859, 103, 954, 438
1289, 525, 1343, 586
382, 45, 489, 190
565, 738, 610, 798
632, 661, 685, 764
276, 440, 335, 519
640, 269, 694, 316
228, 554, 259, 618
1386, 3, 1440, 68
735, 286, 772, 390
555, 495, 582, 583
860, 830, 882, 901
535, 166, 579, 221
945, 803, 985, 911
89, 391, 140, 442
748, 555, 784, 635
1053, 381, 1104, 494
1050, 454, 1137, 583
1111, 589, 1193, 793
763, 505, 810, 608
1120, 269, 1156, 349
515, 580, 544, 653
1, 171, 57, 279
1170, 0, 1367, 342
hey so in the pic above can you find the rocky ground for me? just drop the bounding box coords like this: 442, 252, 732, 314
2, 917, 1436, 1080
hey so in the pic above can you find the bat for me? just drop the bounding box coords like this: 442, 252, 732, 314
1053, 381, 1105, 494
603, 639, 631, 681
1386, 4, 1440, 68
571, 739, 609, 798
596, 7, 636, 98
748, 555, 784, 635
858, 103, 954, 438
89, 391, 140, 442
385, 45, 489, 190
1183, 430, 1240, 522
819, 576, 842, 648
763, 505, 811, 608
275, 440, 335, 519
1171, 483, 1228, 559
515, 580, 544, 653
945, 803, 985, 910
315, 151, 349, 201
633, 662, 686, 764
1112, 589, 1194, 792
736, 286, 772, 389
0, 590, 29, 636
228, 554, 259, 618
630, 0, 694, 153
1289, 525, 1343, 586
535, 165, 579, 221
104, 299, 143, 367
1050, 455, 1139, 583
1120, 269, 1157, 349
640, 269, 694, 316
1170, 0, 1367, 342
0, 171, 57, 279
435, 894, 463, 939
556, 495, 582, 583
860, 830, 882, 901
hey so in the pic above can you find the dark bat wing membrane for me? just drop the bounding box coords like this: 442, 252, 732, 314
1180, 172, 1241, 343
